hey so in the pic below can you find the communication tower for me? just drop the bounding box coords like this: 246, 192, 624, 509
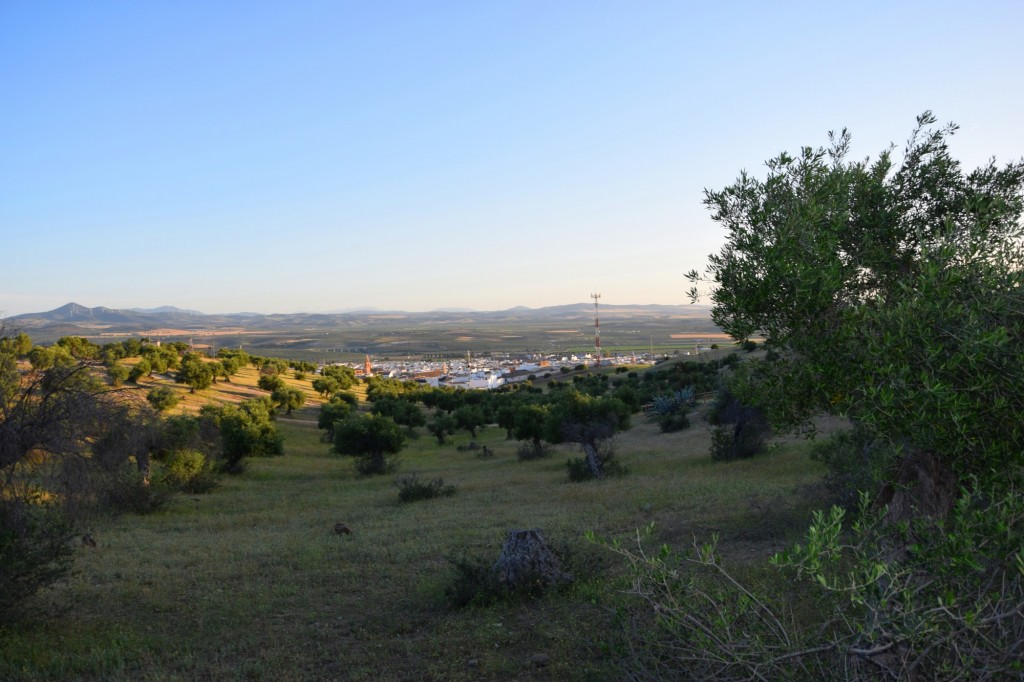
591, 293, 601, 367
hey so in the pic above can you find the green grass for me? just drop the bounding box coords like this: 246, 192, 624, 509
1, 417, 827, 681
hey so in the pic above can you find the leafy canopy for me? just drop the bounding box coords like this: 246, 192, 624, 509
688, 112, 1024, 482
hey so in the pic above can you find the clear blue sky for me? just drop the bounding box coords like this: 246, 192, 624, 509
2, 1, 1022, 316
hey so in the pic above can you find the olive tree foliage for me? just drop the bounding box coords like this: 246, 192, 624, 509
604, 114, 1024, 679
204, 397, 283, 473
311, 376, 340, 397
176, 353, 213, 393
257, 373, 285, 392
317, 396, 354, 438
270, 386, 305, 416
544, 390, 631, 478
687, 112, 1024, 494
146, 385, 180, 412
332, 413, 405, 475
427, 411, 457, 445
320, 364, 356, 390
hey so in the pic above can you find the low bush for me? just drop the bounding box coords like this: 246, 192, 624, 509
444, 554, 505, 608
710, 421, 769, 461
566, 441, 627, 482
146, 386, 180, 412
394, 474, 456, 503
646, 388, 694, 433
0, 497, 75, 623
656, 411, 690, 433
445, 538, 574, 608
156, 449, 219, 494
516, 441, 549, 461
708, 386, 770, 460
257, 374, 285, 392
353, 453, 400, 476
566, 456, 627, 482
99, 465, 173, 515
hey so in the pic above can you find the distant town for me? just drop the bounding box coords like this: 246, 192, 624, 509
344, 345, 721, 390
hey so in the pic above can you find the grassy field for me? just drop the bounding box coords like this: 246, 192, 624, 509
0, 382, 829, 681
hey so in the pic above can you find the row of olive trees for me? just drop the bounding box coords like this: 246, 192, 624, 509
323, 372, 639, 480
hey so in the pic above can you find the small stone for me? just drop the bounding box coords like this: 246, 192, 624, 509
530, 653, 551, 668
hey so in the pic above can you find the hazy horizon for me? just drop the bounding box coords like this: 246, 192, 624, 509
7, 299, 712, 319
3, 2, 1023, 317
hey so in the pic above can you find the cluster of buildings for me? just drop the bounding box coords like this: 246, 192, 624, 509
333, 351, 661, 390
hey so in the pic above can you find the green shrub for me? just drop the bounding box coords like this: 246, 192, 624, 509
516, 441, 549, 461
333, 414, 405, 476
566, 442, 627, 482
0, 498, 75, 623
216, 398, 284, 472
656, 411, 690, 433
156, 449, 219, 494
99, 465, 173, 515
710, 422, 769, 461
444, 554, 505, 608
566, 456, 627, 482
146, 386, 180, 412
708, 387, 770, 460
352, 453, 399, 476
394, 474, 456, 503
106, 363, 129, 387
444, 542, 574, 609
257, 374, 285, 392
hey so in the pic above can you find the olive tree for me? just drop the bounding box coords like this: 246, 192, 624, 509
270, 386, 305, 416
332, 413, 405, 475
544, 390, 631, 478
176, 353, 213, 393
651, 113, 1024, 678
688, 111, 1024, 503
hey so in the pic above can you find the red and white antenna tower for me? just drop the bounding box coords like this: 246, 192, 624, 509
591, 292, 602, 367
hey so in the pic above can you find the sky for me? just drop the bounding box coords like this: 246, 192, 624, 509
2, 1, 1022, 316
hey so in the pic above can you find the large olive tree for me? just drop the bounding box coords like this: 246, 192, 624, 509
666, 114, 1024, 678
688, 112, 1024, 502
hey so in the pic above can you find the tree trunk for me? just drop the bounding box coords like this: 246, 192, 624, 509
874, 448, 958, 562
582, 440, 604, 478
492, 528, 572, 590
875, 449, 957, 525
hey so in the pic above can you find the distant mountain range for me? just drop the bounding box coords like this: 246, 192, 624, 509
127, 305, 206, 315
6, 301, 713, 340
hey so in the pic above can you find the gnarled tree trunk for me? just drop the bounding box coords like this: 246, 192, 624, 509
492, 529, 572, 590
